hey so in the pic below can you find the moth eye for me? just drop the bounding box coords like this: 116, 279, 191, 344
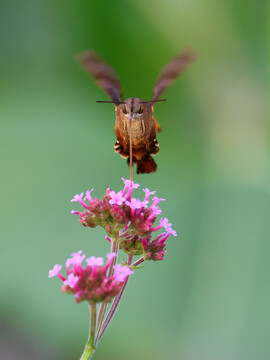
138, 106, 144, 114
122, 106, 128, 114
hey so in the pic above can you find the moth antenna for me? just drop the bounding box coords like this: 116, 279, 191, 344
96, 100, 126, 104
139, 99, 167, 104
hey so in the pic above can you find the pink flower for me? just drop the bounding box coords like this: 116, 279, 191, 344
70, 193, 90, 209
86, 256, 104, 267
142, 188, 156, 201
121, 177, 140, 198
48, 264, 62, 278
66, 251, 86, 268
106, 252, 117, 262
151, 196, 165, 207
71, 210, 83, 215
151, 217, 176, 233
147, 205, 162, 222
71, 250, 83, 257
113, 264, 134, 282
70, 178, 176, 261
64, 273, 79, 288
125, 198, 146, 210
109, 190, 125, 205
162, 228, 177, 241
50, 252, 133, 303
121, 177, 140, 190
84, 189, 94, 204
170, 229, 177, 237
160, 218, 172, 230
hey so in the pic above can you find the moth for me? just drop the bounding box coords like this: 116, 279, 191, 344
77, 50, 195, 174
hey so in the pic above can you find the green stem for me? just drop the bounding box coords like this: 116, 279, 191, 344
131, 257, 145, 267
96, 254, 133, 344
95, 240, 119, 344
80, 303, 97, 360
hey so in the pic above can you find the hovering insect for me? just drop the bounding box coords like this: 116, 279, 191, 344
77, 50, 195, 175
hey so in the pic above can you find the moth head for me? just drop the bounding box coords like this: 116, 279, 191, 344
121, 98, 144, 118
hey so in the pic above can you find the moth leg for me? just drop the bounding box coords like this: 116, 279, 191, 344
153, 116, 162, 133
114, 140, 129, 158
141, 119, 145, 136
149, 138, 159, 155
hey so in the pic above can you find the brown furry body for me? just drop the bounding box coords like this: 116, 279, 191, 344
114, 99, 159, 174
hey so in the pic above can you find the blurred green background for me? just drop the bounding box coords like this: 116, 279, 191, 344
0, 0, 269, 359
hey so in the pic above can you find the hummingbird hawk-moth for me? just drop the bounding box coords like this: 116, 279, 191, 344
77, 50, 195, 174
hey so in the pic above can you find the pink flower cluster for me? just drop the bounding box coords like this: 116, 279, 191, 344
48, 251, 133, 303
71, 178, 177, 261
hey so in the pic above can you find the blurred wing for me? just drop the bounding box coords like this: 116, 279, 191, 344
77, 50, 122, 105
152, 49, 196, 103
